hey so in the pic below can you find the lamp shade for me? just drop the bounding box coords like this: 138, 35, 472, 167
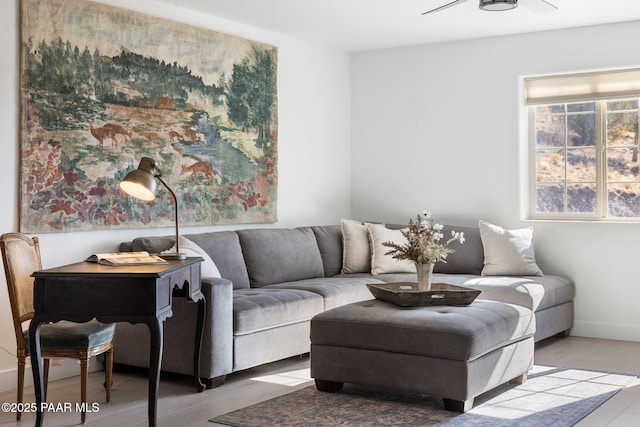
120, 170, 157, 200
120, 157, 158, 201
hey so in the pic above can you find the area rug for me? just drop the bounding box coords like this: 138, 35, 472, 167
211, 366, 636, 427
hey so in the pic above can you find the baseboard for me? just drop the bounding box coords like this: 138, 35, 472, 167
572, 321, 640, 342
0, 358, 104, 393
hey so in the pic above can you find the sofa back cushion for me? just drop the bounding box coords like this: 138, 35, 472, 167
434, 225, 484, 275
185, 231, 250, 289
310, 225, 343, 277
237, 227, 325, 287
386, 223, 484, 275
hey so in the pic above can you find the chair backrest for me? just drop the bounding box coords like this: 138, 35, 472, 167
0, 233, 42, 350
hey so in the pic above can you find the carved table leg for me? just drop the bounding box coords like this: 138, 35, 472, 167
147, 317, 163, 427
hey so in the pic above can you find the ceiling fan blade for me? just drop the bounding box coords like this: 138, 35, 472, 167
422, 0, 469, 15
521, 0, 558, 14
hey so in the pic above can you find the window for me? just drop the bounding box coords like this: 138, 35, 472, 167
526, 69, 640, 220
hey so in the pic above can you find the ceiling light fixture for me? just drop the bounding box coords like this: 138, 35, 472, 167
479, 0, 518, 11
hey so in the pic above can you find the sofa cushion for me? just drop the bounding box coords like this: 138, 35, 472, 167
185, 231, 250, 289
267, 276, 382, 310
233, 288, 324, 335
434, 225, 484, 275
334, 271, 574, 313
386, 224, 484, 275
429, 274, 574, 312
479, 221, 543, 276
366, 223, 415, 275
341, 219, 373, 274
311, 225, 343, 277
237, 227, 325, 287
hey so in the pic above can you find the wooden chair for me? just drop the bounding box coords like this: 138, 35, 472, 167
0, 232, 115, 423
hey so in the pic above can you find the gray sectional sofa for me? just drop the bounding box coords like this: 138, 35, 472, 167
114, 223, 575, 388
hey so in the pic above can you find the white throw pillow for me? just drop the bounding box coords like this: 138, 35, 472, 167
341, 219, 373, 273
479, 220, 543, 276
165, 236, 221, 278
367, 223, 415, 275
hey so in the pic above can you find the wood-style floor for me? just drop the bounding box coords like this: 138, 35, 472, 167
0, 336, 639, 426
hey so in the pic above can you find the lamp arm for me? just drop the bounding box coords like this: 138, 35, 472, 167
156, 176, 180, 255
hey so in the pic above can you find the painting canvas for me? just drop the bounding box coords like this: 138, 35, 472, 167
20, 0, 278, 233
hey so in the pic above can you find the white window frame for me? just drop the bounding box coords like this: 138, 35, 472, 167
525, 69, 640, 221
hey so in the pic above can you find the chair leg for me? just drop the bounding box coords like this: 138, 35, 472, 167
43, 358, 50, 401
80, 355, 88, 424
17, 356, 25, 421
105, 347, 113, 403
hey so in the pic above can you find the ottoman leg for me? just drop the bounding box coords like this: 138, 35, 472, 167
443, 398, 474, 413
315, 379, 344, 393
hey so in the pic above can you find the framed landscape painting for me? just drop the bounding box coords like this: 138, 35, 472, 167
20, 0, 278, 233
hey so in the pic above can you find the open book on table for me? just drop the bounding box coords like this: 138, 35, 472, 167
85, 251, 168, 266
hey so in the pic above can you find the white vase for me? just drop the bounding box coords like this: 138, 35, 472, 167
415, 262, 435, 291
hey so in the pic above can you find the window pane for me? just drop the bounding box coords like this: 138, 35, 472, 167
607, 147, 639, 181
567, 102, 595, 112
608, 183, 640, 217
607, 111, 638, 146
536, 104, 564, 114
568, 183, 596, 213
536, 115, 565, 147
567, 113, 595, 146
567, 148, 596, 182
536, 149, 565, 181
607, 100, 638, 111
536, 183, 565, 213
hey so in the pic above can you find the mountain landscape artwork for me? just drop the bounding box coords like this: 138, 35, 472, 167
20, 0, 278, 233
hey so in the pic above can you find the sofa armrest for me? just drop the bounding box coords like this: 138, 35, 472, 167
113, 276, 234, 381
198, 277, 234, 379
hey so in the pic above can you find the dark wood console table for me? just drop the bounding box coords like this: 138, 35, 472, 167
28, 257, 205, 427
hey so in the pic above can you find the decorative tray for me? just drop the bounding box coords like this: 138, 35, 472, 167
366, 282, 481, 307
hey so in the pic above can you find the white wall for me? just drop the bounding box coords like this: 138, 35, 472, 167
351, 21, 640, 342
0, 0, 351, 391
5, 0, 640, 396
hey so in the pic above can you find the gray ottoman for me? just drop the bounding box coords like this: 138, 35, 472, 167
310, 299, 535, 412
